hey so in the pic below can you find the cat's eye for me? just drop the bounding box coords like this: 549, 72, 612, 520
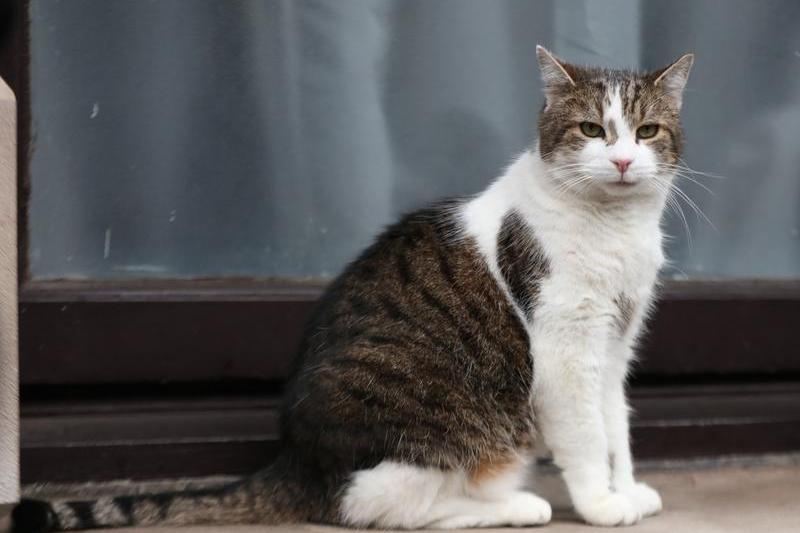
637, 124, 659, 139
579, 122, 605, 138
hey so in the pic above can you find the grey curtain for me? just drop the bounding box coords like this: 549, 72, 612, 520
29, 0, 800, 279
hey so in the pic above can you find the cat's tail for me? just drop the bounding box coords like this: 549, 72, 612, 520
12, 452, 325, 532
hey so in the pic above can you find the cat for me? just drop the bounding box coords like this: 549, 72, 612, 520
14, 45, 693, 531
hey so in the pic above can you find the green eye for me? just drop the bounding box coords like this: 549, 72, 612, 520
579, 122, 605, 138
637, 124, 659, 139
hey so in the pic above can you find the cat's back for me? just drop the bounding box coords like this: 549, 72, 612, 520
283, 200, 534, 472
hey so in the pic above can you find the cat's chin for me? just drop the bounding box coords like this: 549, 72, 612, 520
603, 180, 641, 193
595, 178, 658, 199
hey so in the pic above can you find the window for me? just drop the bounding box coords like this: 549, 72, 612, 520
8, 0, 800, 482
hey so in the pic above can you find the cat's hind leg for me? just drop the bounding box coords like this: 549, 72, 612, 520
339, 459, 551, 530
426, 458, 551, 528
422, 492, 551, 529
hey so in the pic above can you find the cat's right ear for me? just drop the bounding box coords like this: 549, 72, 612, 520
536, 45, 576, 105
651, 53, 694, 109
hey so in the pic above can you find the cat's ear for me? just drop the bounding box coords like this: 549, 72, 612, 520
651, 53, 694, 108
536, 45, 576, 105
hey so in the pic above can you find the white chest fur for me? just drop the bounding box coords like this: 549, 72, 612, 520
530, 194, 664, 345
461, 150, 666, 345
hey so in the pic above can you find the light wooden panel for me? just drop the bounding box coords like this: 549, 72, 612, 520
0, 76, 18, 504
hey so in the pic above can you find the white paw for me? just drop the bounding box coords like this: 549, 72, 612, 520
504, 492, 553, 526
576, 492, 641, 527
426, 493, 552, 529
618, 482, 662, 517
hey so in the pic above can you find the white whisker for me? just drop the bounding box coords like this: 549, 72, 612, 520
668, 182, 717, 231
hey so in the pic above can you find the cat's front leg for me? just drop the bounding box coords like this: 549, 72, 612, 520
603, 348, 662, 517
532, 314, 641, 527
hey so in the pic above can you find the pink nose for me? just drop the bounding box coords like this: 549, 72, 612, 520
612, 158, 633, 174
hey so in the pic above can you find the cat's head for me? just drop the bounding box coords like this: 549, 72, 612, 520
535, 46, 693, 199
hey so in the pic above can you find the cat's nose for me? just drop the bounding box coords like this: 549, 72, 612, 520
611, 158, 633, 174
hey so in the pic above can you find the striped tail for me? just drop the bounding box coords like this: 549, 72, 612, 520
12, 482, 259, 532
12, 454, 324, 532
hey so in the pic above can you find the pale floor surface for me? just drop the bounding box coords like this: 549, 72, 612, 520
5, 461, 800, 533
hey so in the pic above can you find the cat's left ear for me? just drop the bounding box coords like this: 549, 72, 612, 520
651, 53, 694, 109
536, 45, 577, 107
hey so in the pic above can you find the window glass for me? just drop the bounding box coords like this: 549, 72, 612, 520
29, 0, 800, 279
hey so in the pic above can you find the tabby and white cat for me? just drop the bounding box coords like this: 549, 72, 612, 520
15, 46, 693, 531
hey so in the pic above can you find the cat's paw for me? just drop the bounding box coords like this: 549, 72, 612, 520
426, 493, 552, 529
575, 492, 641, 527
618, 482, 662, 517
504, 491, 552, 526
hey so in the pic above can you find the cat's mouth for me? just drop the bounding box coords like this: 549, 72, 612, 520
598, 177, 644, 195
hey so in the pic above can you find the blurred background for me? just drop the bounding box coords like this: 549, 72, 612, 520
2, 0, 799, 487
28, 0, 800, 281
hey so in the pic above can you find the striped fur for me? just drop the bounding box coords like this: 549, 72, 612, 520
14, 453, 328, 531
14, 204, 546, 532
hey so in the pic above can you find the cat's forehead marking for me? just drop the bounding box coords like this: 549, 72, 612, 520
605, 119, 618, 145
603, 85, 631, 144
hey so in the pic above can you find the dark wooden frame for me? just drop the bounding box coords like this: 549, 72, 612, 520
21, 380, 800, 483
4, 2, 800, 482
17, 278, 800, 386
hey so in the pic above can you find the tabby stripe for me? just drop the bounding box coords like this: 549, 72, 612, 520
378, 297, 453, 352
595, 96, 604, 118
431, 239, 457, 286
49, 502, 72, 530
417, 287, 483, 355
339, 353, 457, 396
432, 242, 528, 361
664, 127, 679, 155
356, 314, 446, 353
553, 123, 573, 150
345, 389, 455, 429
324, 356, 410, 387
112, 496, 135, 525
629, 84, 642, 117
361, 333, 444, 357
67, 502, 96, 528
346, 385, 387, 409
148, 493, 175, 521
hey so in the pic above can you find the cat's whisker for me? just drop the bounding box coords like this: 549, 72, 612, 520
655, 174, 717, 245
650, 177, 694, 248
548, 164, 589, 175
658, 161, 726, 180
561, 176, 594, 196
676, 158, 727, 180
553, 173, 594, 197
666, 189, 693, 248
668, 183, 717, 232
668, 172, 716, 195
